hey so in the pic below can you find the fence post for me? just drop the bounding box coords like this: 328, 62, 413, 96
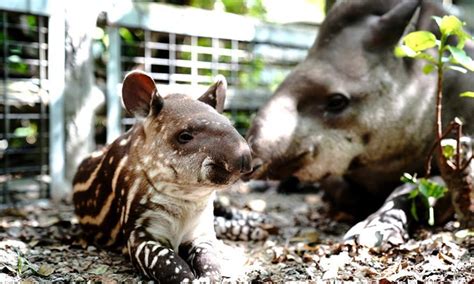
106, 25, 122, 143
48, 0, 67, 200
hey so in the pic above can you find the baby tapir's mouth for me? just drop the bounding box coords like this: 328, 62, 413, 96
202, 154, 252, 185
202, 159, 237, 185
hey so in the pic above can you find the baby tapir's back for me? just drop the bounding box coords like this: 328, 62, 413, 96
73, 129, 136, 247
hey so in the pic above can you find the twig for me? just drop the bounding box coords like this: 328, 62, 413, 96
424, 120, 459, 176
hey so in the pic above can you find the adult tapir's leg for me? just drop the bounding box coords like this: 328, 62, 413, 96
344, 177, 453, 247
127, 229, 195, 283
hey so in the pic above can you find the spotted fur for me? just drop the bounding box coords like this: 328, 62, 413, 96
73, 71, 252, 282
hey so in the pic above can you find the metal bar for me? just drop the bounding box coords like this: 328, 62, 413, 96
121, 56, 236, 70
1, 11, 9, 203
0, 165, 48, 174
0, 1, 52, 16
106, 25, 122, 143
212, 37, 218, 78
4, 147, 50, 155
48, 0, 66, 199
38, 15, 48, 198
169, 33, 176, 84
0, 113, 44, 120
0, 133, 50, 140
191, 36, 197, 86
231, 39, 238, 86
144, 29, 151, 73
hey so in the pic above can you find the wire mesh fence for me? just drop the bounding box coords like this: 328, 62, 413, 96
0, 2, 317, 204
0, 11, 50, 204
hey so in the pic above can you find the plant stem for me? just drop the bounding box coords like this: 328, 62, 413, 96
435, 36, 446, 157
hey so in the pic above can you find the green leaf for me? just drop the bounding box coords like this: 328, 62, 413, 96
418, 181, 430, 198
411, 199, 419, 221
119, 28, 135, 44
432, 16, 442, 29
409, 189, 419, 199
403, 31, 437, 52
448, 65, 468, 73
419, 179, 447, 199
394, 45, 417, 58
448, 46, 474, 71
455, 29, 472, 49
460, 91, 474, 98
415, 52, 436, 63
423, 64, 435, 74
442, 143, 456, 159
401, 172, 416, 184
439, 15, 464, 35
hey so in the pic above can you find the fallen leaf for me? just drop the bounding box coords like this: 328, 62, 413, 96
37, 263, 55, 277
90, 264, 109, 275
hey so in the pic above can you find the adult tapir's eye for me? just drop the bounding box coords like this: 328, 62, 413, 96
177, 131, 194, 144
325, 93, 350, 113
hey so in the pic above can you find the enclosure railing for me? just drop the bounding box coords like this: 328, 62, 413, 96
0, 1, 318, 203
0, 0, 65, 204
106, 2, 317, 139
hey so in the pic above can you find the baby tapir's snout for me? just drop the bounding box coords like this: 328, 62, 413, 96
195, 117, 252, 185
215, 134, 252, 174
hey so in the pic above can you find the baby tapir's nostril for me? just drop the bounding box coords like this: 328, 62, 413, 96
240, 152, 253, 174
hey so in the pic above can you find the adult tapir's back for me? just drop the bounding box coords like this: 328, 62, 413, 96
247, 0, 474, 201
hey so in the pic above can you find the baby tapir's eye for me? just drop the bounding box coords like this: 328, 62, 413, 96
177, 131, 194, 144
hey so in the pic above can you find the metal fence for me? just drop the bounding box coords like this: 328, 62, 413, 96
0, 9, 50, 204
0, 1, 318, 204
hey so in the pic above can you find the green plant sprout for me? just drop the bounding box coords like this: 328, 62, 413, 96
395, 15, 474, 226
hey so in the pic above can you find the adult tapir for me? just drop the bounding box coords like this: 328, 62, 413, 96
247, 0, 474, 246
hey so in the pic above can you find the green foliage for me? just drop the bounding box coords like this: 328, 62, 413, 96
190, 0, 267, 18
401, 173, 448, 226
460, 91, 474, 98
441, 140, 456, 160
395, 15, 474, 78
396, 15, 473, 225
239, 56, 265, 88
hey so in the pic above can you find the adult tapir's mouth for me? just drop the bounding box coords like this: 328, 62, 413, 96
245, 150, 312, 181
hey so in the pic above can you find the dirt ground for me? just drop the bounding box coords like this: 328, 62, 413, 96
0, 184, 472, 282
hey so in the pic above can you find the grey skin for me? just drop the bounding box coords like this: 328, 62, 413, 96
246, 0, 473, 246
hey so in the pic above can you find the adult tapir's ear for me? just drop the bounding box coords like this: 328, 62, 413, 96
122, 71, 164, 117
198, 75, 227, 113
364, 0, 420, 50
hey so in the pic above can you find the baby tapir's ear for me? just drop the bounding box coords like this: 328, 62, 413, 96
122, 71, 164, 117
198, 75, 227, 113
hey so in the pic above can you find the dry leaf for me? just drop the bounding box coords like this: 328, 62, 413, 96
91, 264, 109, 275
37, 263, 55, 277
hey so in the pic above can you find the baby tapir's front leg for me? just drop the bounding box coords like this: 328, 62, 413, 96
127, 229, 195, 283
180, 236, 222, 281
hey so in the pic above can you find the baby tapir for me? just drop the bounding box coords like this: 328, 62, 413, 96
73, 71, 252, 282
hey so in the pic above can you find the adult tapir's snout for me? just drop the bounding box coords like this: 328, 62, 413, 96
246, 91, 306, 180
